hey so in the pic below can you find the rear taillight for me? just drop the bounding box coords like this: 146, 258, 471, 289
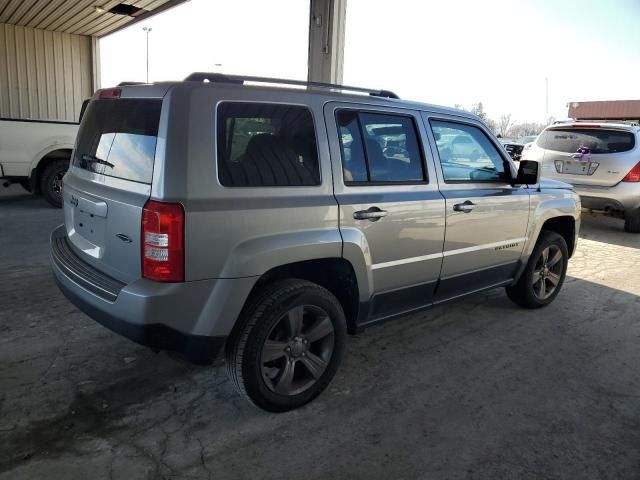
141, 200, 184, 282
622, 162, 640, 182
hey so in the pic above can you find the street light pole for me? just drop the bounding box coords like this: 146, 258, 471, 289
143, 27, 152, 83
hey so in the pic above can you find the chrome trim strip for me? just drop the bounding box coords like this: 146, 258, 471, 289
370, 237, 527, 270
371, 252, 443, 270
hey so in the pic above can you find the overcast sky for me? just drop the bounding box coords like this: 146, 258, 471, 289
100, 0, 640, 123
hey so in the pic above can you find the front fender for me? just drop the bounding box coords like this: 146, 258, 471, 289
525, 189, 581, 258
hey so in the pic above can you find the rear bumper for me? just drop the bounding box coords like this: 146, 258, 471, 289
50, 225, 257, 364
573, 182, 640, 213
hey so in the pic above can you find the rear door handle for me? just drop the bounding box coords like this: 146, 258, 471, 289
353, 207, 388, 221
453, 200, 476, 213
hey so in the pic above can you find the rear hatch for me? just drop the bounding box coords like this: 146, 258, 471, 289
62, 94, 163, 284
538, 125, 639, 187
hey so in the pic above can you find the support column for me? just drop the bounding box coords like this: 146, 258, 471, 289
307, 0, 346, 84
91, 35, 101, 91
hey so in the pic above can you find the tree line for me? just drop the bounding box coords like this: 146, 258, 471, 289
454, 102, 554, 139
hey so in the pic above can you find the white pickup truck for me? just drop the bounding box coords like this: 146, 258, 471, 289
0, 117, 79, 207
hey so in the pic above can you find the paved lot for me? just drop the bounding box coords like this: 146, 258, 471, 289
1, 184, 639, 480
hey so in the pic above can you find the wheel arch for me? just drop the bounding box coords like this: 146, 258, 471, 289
30, 147, 73, 194
250, 258, 361, 334
540, 216, 577, 257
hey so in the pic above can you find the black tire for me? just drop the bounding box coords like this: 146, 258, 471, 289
506, 231, 569, 309
40, 159, 69, 208
624, 208, 640, 234
225, 279, 346, 412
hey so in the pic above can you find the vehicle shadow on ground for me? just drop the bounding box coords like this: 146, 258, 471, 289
0, 187, 52, 210
2, 275, 639, 479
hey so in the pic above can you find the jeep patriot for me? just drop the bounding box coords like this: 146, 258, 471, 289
51, 73, 581, 411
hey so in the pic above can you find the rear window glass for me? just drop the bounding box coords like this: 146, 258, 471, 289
217, 102, 320, 187
537, 128, 635, 154
73, 99, 161, 184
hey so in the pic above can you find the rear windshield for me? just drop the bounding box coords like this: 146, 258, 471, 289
537, 128, 635, 154
73, 99, 162, 184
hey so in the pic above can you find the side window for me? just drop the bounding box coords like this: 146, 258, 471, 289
431, 120, 507, 182
336, 110, 426, 184
217, 102, 320, 187
336, 110, 368, 182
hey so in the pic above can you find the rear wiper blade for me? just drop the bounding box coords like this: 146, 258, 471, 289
81, 154, 115, 169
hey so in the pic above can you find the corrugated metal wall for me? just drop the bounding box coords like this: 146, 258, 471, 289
0, 22, 93, 122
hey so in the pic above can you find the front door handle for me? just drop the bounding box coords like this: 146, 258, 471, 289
453, 200, 476, 213
353, 207, 388, 221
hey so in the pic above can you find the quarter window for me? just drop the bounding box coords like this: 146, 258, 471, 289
217, 103, 320, 187
431, 120, 507, 182
336, 110, 425, 184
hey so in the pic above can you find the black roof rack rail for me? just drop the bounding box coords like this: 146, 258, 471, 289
183, 72, 400, 99
117, 81, 147, 86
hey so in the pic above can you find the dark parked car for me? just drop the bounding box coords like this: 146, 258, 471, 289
503, 135, 538, 161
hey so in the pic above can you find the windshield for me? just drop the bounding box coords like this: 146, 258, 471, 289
537, 128, 635, 154
73, 99, 162, 184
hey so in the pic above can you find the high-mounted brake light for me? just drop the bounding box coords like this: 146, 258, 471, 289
141, 200, 185, 282
571, 124, 600, 128
99, 88, 121, 99
622, 161, 640, 183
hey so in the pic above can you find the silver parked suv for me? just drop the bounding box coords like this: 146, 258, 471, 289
523, 121, 640, 233
51, 73, 581, 411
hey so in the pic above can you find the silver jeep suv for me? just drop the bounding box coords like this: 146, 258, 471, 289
51, 73, 581, 411
523, 121, 640, 233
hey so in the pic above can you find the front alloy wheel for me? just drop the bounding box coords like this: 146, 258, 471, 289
531, 244, 564, 300
506, 231, 569, 309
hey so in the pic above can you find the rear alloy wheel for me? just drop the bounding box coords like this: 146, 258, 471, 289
506, 231, 569, 309
261, 305, 335, 396
40, 159, 69, 208
226, 279, 346, 412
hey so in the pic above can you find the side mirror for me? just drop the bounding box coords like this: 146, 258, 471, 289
515, 160, 540, 185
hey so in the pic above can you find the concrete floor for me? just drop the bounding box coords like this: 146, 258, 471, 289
1, 184, 639, 480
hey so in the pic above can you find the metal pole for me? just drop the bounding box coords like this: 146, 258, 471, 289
143, 27, 152, 83
545, 77, 549, 121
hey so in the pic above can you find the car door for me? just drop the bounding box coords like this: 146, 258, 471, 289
424, 115, 531, 301
325, 103, 445, 325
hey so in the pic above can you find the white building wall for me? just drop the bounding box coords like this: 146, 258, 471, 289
0, 22, 93, 122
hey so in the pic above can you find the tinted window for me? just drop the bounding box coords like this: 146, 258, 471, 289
537, 128, 635, 154
73, 99, 161, 184
217, 103, 320, 187
336, 110, 425, 184
431, 121, 507, 182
